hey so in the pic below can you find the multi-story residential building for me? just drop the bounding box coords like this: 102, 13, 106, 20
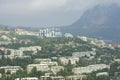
15, 77, 39, 80
47, 62, 58, 66
39, 27, 62, 37
4, 49, 23, 59
72, 64, 110, 74
0, 66, 22, 74
19, 46, 41, 54
72, 51, 96, 59
40, 62, 58, 66
41, 76, 65, 80
34, 58, 51, 63
27, 64, 49, 72
51, 76, 65, 80
51, 66, 64, 74
4, 46, 42, 59
59, 57, 79, 65
34, 58, 58, 66
41, 76, 51, 80
66, 75, 87, 80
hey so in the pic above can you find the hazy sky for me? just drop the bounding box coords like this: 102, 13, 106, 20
0, 0, 119, 27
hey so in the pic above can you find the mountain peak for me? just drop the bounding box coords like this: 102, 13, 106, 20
62, 4, 120, 42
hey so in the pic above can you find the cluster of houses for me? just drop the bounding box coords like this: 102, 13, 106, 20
0, 50, 111, 80
0, 57, 110, 80
27, 58, 64, 74
78, 36, 115, 48
0, 29, 118, 80
0, 41, 115, 80
19, 51, 108, 80
0, 57, 87, 80
2, 46, 42, 59
59, 51, 96, 65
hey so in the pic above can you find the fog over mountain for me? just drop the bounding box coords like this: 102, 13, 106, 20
62, 4, 120, 42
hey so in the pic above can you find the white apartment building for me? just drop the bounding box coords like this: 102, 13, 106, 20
4, 49, 23, 59
77, 36, 88, 42
51, 76, 65, 80
40, 62, 58, 66
41, 76, 65, 80
0, 66, 22, 74
19, 46, 41, 54
66, 75, 87, 80
27, 64, 49, 72
51, 66, 64, 74
4, 46, 42, 59
34, 58, 51, 63
41, 76, 50, 80
59, 57, 79, 65
72, 51, 96, 58
15, 77, 39, 80
34, 58, 58, 66
39, 27, 62, 37
72, 64, 110, 74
